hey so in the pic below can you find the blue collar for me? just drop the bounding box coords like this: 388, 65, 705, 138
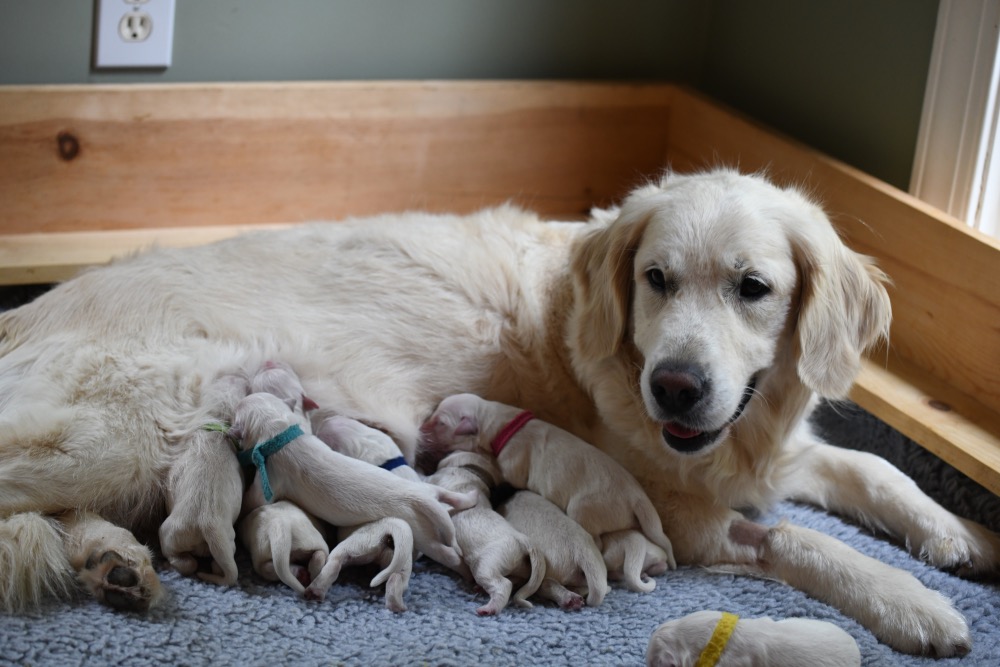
237, 423, 303, 502
379, 455, 409, 472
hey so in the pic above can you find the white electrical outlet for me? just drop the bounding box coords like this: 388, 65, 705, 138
95, 0, 175, 69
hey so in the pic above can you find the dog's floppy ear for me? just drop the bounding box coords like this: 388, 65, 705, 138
791, 217, 891, 398
571, 205, 652, 362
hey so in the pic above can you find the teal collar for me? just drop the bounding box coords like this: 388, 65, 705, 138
237, 423, 303, 502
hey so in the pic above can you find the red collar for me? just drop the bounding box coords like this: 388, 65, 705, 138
490, 410, 535, 456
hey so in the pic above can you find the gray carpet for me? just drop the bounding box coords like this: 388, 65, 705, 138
1, 288, 998, 666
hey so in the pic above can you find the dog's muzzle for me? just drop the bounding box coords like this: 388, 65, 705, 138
659, 378, 757, 454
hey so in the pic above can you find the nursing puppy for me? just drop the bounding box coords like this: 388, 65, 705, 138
315, 415, 421, 482
646, 611, 861, 667
250, 361, 318, 431
238, 500, 328, 594
498, 490, 609, 609
428, 452, 546, 616
601, 529, 671, 593
305, 518, 414, 612
421, 393, 675, 570
230, 392, 472, 569
159, 371, 250, 586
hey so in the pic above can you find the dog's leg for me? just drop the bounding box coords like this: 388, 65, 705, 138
537, 578, 584, 611
661, 499, 972, 657
61, 509, 163, 612
755, 521, 971, 657
784, 434, 1000, 575
0, 512, 75, 612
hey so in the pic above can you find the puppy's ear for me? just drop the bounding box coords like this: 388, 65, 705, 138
571, 206, 652, 362
792, 217, 891, 398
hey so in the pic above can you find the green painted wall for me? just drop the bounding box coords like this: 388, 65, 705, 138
0, 0, 938, 189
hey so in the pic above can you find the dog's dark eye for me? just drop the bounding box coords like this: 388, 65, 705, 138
739, 275, 770, 301
646, 268, 667, 293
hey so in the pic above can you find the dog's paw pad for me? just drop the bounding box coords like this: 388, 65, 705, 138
80, 549, 162, 612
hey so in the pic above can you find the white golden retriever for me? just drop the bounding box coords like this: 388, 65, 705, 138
0, 169, 995, 656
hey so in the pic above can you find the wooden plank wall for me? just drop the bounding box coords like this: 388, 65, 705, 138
0, 82, 675, 235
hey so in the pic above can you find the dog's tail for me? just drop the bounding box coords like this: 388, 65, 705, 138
267, 522, 305, 594
580, 549, 610, 607
619, 532, 657, 593
0, 512, 76, 612
369, 518, 414, 591
634, 499, 677, 569
511, 538, 546, 608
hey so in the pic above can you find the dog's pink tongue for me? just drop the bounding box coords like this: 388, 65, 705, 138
664, 422, 702, 439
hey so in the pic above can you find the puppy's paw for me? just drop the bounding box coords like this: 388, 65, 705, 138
78, 547, 162, 612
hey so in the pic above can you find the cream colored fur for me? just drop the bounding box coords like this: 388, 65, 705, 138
498, 490, 609, 608
421, 392, 676, 570
0, 169, 994, 656
647, 610, 861, 667
428, 452, 546, 616
305, 518, 414, 612
237, 500, 328, 595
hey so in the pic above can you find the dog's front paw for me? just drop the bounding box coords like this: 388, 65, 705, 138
78, 548, 163, 612
909, 515, 1000, 576
870, 579, 971, 657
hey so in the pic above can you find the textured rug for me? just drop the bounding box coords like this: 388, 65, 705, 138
1, 287, 998, 667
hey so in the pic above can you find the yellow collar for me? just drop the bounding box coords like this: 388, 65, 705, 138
695, 612, 739, 667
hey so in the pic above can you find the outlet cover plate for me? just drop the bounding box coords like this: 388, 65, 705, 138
95, 0, 176, 69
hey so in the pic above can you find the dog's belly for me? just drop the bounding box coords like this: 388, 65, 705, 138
0, 208, 586, 515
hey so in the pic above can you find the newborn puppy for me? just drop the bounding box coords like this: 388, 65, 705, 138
315, 414, 421, 482
647, 611, 861, 667
230, 392, 473, 569
305, 518, 414, 612
238, 500, 328, 594
159, 371, 250, 585
601, 529, 671, 593
421, 393, 675, 570
497, 490, 609, 609
250, 360, 319, 430
428, 452, 546, 616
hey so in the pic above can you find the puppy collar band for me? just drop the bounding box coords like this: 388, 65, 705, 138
380, 455, 408, 471
490, 410, 534, 456
695, 612, 738, 667
237, 423, 304, 503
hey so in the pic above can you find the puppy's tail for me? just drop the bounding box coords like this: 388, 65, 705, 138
0, 512, 76, 612
268, 523, 305, 594
634, 500, 677, 569
580, 550, 610, 607
511, 538, 546, 608
369, 518, 414, 590
619, 532, 656, 593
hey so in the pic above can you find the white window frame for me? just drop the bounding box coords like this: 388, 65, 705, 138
910, 0, 1000, 237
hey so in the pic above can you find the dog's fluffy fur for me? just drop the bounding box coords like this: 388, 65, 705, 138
0, 169, 995, 656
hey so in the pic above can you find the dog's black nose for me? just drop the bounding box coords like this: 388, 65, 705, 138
649, 363, 708, 415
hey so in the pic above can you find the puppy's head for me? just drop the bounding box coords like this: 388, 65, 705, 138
416, 393, 487, 471
250, 360, 320, 415
571, 169, 890, 456
228, 392, 297, 447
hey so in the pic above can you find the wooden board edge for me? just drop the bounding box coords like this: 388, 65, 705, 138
852, 358, 1000, 496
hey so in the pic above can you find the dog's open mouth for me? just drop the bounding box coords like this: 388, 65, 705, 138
661, 378, 757, 453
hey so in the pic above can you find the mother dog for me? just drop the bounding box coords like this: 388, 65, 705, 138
0, 169, 995, 656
